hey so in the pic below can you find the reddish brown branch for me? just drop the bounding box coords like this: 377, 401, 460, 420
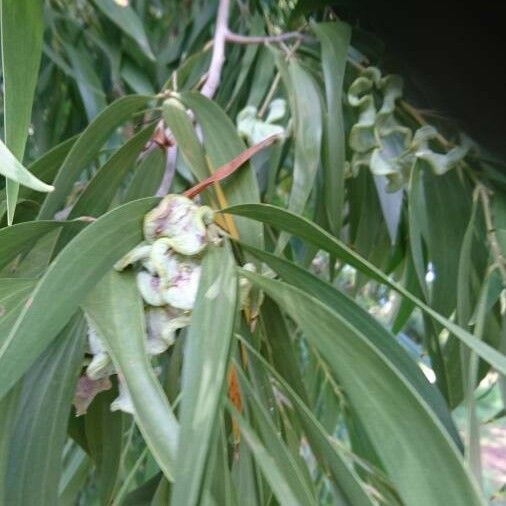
183, 134, 280, 198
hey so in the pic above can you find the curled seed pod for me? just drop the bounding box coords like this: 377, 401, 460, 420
111, 376, 134, 414
145, 306, 191, 354
85, 320, 114, 380
239, 262, 256, 309
73, 375, 112, 416
136, 270, 165, 306
149, 239, 202, 310
143, 194, 213, 255
114, 242, 152, 271
162, 259, 201, 311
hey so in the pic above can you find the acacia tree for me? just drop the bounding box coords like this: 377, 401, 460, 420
0, 1, 505, 505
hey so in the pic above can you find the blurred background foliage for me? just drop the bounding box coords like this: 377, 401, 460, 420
0, 0, 505, 505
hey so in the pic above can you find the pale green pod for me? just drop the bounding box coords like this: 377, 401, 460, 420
239, 262, 256, 309
145, 306, 191, 354
143, 194, 212, 255
237, 102, 285, 145
111, 376, 134, 414
114, 242, 152, 271
149, 239, 202, 310
161, 259, 201, 310
85, 319, 114, 380
136, 270, 165, 306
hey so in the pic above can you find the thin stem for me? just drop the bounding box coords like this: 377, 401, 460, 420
200, 0, 230, 98
156, 145, 177, 196
477, 184, 506, 284
400, 100, 452, 148
258, 71, 281, 118
225, 30, 309, 44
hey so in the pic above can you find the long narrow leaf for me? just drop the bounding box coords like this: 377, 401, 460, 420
4, 313, 86, 506
0, 140, 54, 195
313, 21, 350, 235
238, 336, 375, 506
241, 271, 485, 506
37, 95, 153, 220
84, 271, 179, 481
172, 244, 237, 506
241, 244, 461, 446
178, 91, 263, 249
227, 403, 310, 506
1, 0, 44, 223
225, 203, 506, 374
0, 197, 159, 401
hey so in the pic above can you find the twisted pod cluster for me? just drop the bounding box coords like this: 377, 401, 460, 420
347, 67, 470, 190
78, 195, 220, 414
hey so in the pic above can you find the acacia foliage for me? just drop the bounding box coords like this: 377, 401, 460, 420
0, 1, 505, 505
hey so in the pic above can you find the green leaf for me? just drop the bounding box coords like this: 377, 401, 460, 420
84, 271, 179, 481
274, 53, 322, 250
91, 0, 155, 61
312, 21, 351, 236
407, 165, 428, 297
37, 95, 153, 220
0, 221, 62, 272
423, 168, 471, 315
1, 0, 44, 224
122, 473, 162, 505
243, 244, 461, 447
247, 46, 276, 108
0, 279, 36, 343
0, 197, 159, 401
15, 135, 79, 205
85, 387, 124, 504
225, 203, 506, 374
242, 271, 485, 506
54, 125, 156, 251
178, 91, 264, 249
171, 244, 237, 506
238, 336, 375, 506
58, 445, 91, 506
68, 125, 155, 219
0, 386, 21, 500
236, 368, 317, 506
121, 60, 156, 95
4, 313, 86, 506
112, 446, 150, 505
162, 98, 209, 182
227, 403, 311, 506
0, 139, 54, 197
200, 422, 237, 506
225, 15, 263, 110
260, 299, 309, 404
65, 42, 107, 121
124, 146, 166, 202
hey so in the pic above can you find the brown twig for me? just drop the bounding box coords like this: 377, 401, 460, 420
476, 183, 506, 285
183, 134, 280, 198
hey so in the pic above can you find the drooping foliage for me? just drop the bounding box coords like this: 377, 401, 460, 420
1, 1, 505, 505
